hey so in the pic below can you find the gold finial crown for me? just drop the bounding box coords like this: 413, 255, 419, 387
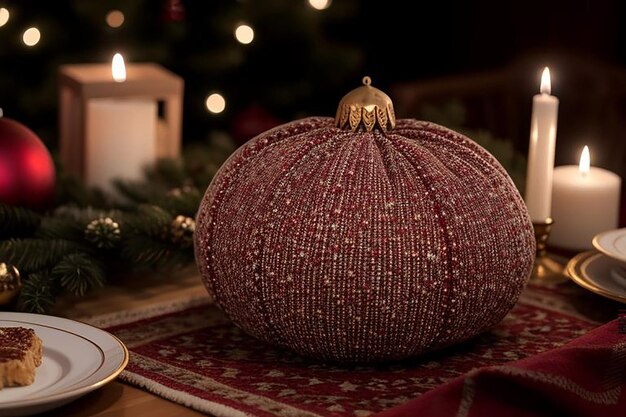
335, 76, 396, 132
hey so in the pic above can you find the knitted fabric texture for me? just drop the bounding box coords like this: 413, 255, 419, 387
194, 118, 535, 363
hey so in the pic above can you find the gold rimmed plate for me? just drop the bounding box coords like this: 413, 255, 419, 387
0, 313, 128, 416
592, 228, 626, 264
566, 251, 626, 303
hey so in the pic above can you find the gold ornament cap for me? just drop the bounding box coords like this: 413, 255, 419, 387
335, 76, 396, 132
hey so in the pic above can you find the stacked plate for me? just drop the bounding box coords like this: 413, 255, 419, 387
566, 228, 626, 303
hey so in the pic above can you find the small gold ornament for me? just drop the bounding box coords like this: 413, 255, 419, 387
85, 217, 121, 249
0, 263, 21, 306
170, 215, 196, 247
335, 76, 396, 132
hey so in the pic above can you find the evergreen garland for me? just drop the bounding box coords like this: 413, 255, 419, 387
0, 138, 235, 313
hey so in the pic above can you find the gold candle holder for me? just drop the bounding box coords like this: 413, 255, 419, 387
531, 218, 569, 284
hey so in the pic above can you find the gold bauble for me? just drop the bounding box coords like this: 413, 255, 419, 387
0, 263, 21, 305
170, 215, 196, 247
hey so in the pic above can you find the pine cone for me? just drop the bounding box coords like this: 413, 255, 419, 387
85, 217, 121, 249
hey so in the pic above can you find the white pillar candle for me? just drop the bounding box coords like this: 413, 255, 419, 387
83, 54, 157, 194
525, 67, 559, 222
85, 98, 157, 193
550, 146, 622, 250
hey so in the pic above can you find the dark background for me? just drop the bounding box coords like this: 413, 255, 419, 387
1, 0, 626, 173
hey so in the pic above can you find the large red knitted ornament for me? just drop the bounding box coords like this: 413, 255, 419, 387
195, 78, 535, 363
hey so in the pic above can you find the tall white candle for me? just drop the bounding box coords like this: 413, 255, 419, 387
550, 146, 621, 250
83, 54, 157, 193
525, 67, 559, 222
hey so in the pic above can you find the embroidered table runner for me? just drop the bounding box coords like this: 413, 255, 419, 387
89, 284, 608, 417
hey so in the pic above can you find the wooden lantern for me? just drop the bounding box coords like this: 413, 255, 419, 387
58, 62, 183, 188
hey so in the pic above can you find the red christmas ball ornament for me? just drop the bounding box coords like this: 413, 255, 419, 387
0, 113, 55, 209
230, 105, 282, 146
195, 78, 535, 363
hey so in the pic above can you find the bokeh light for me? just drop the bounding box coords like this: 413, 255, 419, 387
234, 24, 254, 45
106, 10, 125, 28
206, 93, 226, 114
0, 8, 9, 27
23, 27, 41, 47
308, 0, 331, 10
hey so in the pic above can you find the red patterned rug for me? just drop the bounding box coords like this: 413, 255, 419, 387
90, 284, 603, 417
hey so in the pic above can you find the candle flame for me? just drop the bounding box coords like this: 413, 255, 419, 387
112, 53, 126, 82
579, 145, 590, 175
540, 67, 551, 95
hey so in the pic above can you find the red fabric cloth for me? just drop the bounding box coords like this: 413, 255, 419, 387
377, 319, 626, 417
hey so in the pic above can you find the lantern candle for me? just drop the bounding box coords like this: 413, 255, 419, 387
550, 146, 621, 250
59, 54, 183, 193
525, 67, 559, 222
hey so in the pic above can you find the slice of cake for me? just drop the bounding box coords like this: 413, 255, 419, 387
0, 327, 43, 389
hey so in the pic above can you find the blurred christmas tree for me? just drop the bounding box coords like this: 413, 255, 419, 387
0, 0, 363, 146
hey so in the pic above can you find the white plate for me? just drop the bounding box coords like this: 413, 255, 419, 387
0, 313, 128, 416
592, 228, 626, 264
566, 251, 626, 303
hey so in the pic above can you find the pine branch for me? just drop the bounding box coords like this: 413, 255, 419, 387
0, 204, 41, 238
148, 158, 188, 187
53, 253, 105, 297
0, 239, 88, 273
113, 179, 162, 204
54, 206, 122, 224
35, 217, 84, 241
158, 187, 202, 217
119, 204, 189, 268
114, 159, 192, 207
125, 204, 173, 236
121, 235, 174, 268
55, 173, 109, 208
183, 137, 235, 187
17, 272, 56, 314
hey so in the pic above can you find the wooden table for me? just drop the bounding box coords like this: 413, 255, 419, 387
48, 267, 210, 417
